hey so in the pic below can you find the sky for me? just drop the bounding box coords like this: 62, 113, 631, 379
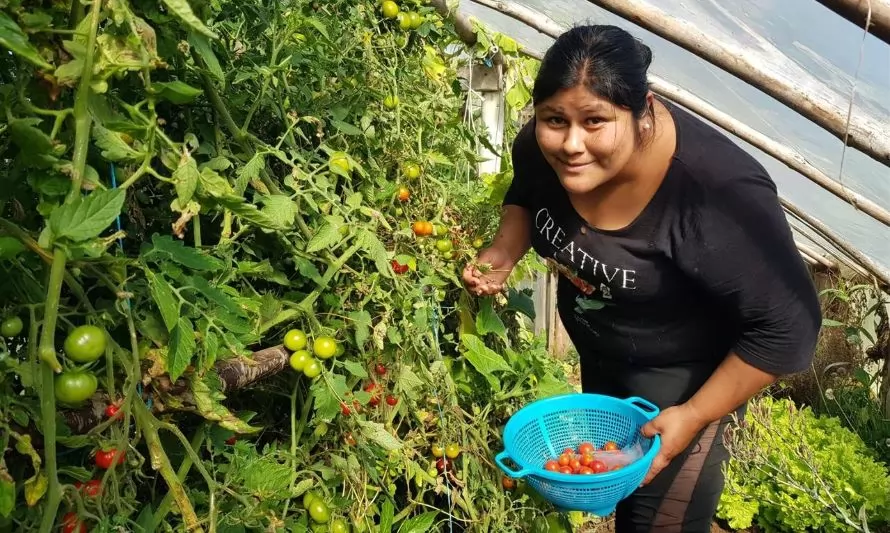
461, 0, 890, 273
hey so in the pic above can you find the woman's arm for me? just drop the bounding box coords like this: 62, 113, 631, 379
462, 205, 532, 295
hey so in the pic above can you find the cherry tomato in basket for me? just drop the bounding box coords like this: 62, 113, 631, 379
579, 466, 595, 475
602, 441, 620, 452
578, 442, 595, 455
590, 459, 607, 474
611, 464, 623, 471
558, 466, 573, 475
579, 453, 594, 467
557, 453, 571, 467
502, 476, 516, 490
569, 458, 582, 473
562, 447, 575, 456
544, 460, 560, 472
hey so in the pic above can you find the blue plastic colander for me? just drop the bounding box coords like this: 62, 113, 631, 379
494, 393, 662, 517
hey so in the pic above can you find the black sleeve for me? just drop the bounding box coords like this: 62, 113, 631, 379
674, 164, 822, 375
502, 120, 537, 209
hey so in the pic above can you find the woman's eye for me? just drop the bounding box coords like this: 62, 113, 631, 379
546, 116, 566, 126
586, 117, 604, 125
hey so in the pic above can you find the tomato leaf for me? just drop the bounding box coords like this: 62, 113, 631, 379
0, 470, 14, 518
505, 288, 536, 320
379, 499, 394, 533
349, 310, 372, 348
460, 334, 511, 391
49, 189, 125, 243
0, 236, 26, 260
239, 457, 294, 498
475, 298, 506, 340
0, 12, 53, 69
236, 153, 265, 194
311, 373, 348, 421
173, 154, 200, 205
191, 379, 260, 433
56, 466, 92, 483
331, 120, 363, 136
161, 0, 218, 39
23, 471, 47, 507
167, 317, 196, 381
358, 421, 403, 451
214, 194, 285, 231
397, 511, 437, 533
259, 195, 299, 228
151, 80, 203, 104
305, 216, 345, 253
355, 229, 391, 277
9, 118, 54, 156
189, 32, 224, 82
188, 276, 244, 316
147, 235, 224, 271
303, 17, 329, 40
93, 125, 143, 161
147, 271, 180, 332
342, 360, 368, 379
395, 366, 424, 400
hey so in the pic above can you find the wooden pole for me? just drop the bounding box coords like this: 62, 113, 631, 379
814, 0, 890, 45
469, 0, 890, 168
464, 0, 890, 287
796, 240, 838, 270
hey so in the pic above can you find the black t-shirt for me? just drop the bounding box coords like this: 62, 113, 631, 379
504, 100, 822, 407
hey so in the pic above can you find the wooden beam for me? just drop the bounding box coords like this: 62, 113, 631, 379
796, 240, 838, 270
814, 0, 890, 45
470, 0, 890, 168
468, 0, 890, 228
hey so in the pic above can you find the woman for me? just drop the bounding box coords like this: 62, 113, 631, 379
462, 25, 822, 532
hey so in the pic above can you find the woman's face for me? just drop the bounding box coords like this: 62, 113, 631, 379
534, 85, 645, 195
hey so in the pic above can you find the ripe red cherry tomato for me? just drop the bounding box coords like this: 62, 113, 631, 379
544, 460, 560, 472
385, 394, 398, 406
82, 479, 101, 497
61, 512, 86, 533
578, 442, 595, 455
95, 449, 125, 469
602, 441, 620, 452
375, 363, 387, 376
105, 404, 121, 419
590, 460, 608, 474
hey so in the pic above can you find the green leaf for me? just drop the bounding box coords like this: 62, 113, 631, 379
395, 366, 424, 400
260, 195, 298, 227
349, 310, 372, 348
822, 318, 845, 327
148, 234, 225, 271
173, 155, 200, 205
0, 471, 14, 518
49, 189, 125, 243
151, 80, 203, 104
342, 360, 368, 379
191, 379, 260, 433
236, 153, 265, 194
379, 500, 394, 533
24, 471, 47, 507
306, 216, 345, 253
162, 0, 218, 39
239, 457, 293, 498
147, 271, 180, 332
537, 373, 573, 399
311, 373, 348, 421
167, 317, 196, 381
9, 118, 54, 155
303, 17, 329, 40
215, 194, 285, 231
460, 334, 511, 389
476, 298, 506, 339
506, 288, 536, 320
331, 120, 362, 136
355, 229, 391, 276
204, 330, 219, 369
189, 32, 224, 82
398, 511, 437, 533
93, 125, 142, 161
57, 466, 92, 483
358, 421, 403, 451
189, 276, 243, 317
0, 12, 53, 69
0, 237, 26, 260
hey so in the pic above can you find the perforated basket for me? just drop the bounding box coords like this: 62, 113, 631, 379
494, 393, 661, 516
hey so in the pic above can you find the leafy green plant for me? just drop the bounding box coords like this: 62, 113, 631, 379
718, 396, 890, 533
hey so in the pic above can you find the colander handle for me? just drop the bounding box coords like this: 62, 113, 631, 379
624, 396, 660, 420
494, 451, 531, 479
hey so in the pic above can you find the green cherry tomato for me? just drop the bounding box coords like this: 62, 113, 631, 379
445, 443, 460, 459
289, 350, 311, 371
397, 11, 412, 30
431, 444, 444, 458
330, 518, 350, 533
383, 95, 399, 109
308, 498, 331, 524
303, 359, 323, 379
381, 0, 399, 19
404, 163, 421, 179
0, 316, 23, 338
409, 11, 423, 29
394, 207, 404, 216
64, 325, 107, 363
329, 152, 351, 174
302, 491, 317, 509
55, 371, 98, 405
313, 336, 338, 359
435, 239, 453, 253
283, 329, 308, 351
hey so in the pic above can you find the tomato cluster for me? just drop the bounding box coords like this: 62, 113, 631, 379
543, 442, 624, 475
379, 1, 424, 32
53, 324, 109, 407
284, 329, 340, 379
302, 491, 348, 531
390, 259, 409, 274
411, 220, 433, 237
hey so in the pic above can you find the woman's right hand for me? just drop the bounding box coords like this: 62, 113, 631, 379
462, 247, 516, 296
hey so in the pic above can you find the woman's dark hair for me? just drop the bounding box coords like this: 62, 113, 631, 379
532, 25, 653, 119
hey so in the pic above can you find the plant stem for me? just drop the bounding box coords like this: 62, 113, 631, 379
36, 299, 61, 533
194, 214, 202, 247
298, 242, 362, 311
147, 425, 207, 532
134, 400, 204, 533
67, 1, 102, 202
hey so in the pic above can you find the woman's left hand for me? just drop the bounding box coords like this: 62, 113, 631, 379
639, 403, 708, 486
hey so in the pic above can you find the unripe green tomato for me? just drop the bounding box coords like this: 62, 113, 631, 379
289, 350, 311, 371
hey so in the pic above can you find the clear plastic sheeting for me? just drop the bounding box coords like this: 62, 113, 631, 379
462, 0, 890, 274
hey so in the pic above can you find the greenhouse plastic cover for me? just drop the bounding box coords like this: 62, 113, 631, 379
461, 0, 890, 274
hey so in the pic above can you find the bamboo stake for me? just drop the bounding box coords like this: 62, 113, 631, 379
469, 0, 890, 228
463, 0, 890, 286
814, 0, 890, 45
469, 0, 890, 168
795, 240, 838, 270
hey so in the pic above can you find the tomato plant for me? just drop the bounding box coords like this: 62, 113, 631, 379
283, 329, 308, 351
63, 325, 107, 363
95, 449, 126, 470
54, 371, 98, 406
